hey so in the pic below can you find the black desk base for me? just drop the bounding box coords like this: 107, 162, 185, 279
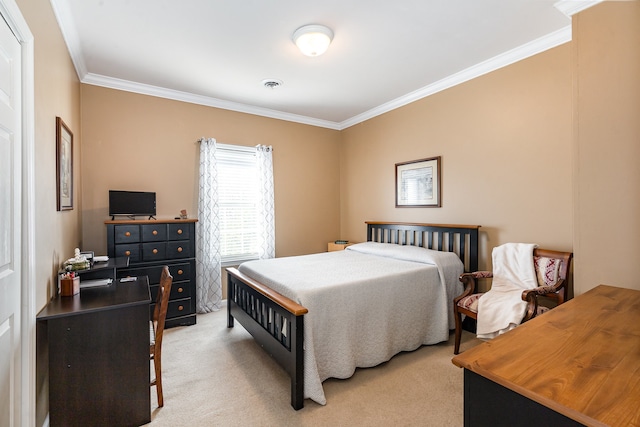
38, 277, 151, 427
463, 370, 584, 427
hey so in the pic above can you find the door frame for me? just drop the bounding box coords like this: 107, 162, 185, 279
0, 0, 35, 425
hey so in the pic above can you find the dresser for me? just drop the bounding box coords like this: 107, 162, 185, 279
105, 218, 197, 327
37, 277, 151, 426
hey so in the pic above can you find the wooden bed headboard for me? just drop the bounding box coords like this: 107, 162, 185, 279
366, 222, 481, 272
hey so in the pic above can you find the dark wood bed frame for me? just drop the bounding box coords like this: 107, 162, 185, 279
227, 222, 480, 410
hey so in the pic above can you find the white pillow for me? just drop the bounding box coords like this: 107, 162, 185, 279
346, 241, 462, 267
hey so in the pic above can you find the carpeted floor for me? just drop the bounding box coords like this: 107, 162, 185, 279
145, 308, 482, 426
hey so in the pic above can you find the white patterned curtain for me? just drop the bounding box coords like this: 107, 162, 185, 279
256, 145, 275, 259
196, 138, 222, 312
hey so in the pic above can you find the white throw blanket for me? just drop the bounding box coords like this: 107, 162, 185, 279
476, 243, 538, 339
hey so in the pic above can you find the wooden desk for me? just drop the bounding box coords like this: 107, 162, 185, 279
452, 285, 640, 427
37, 277, 151, 427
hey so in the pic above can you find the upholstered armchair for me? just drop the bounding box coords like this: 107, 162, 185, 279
453, 248, 573, 354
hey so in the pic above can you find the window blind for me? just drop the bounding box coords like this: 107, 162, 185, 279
217, 145, 259, 264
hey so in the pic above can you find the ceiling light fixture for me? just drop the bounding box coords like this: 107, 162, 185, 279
292, 24, 334, 57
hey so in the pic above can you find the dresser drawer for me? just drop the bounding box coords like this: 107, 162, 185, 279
150, 280, 191, 301
168, 262, 191, 282
171, 281, 191, 299
167, 298, 192, 318
114, 225, 140, 244
120, 265, 162, 284
168, 223, 190, 241
115, 244, 141, 262
142, 224, 167, 242
118, 262, 192, 284
150, 297, 193, 321
142, 242, 166, 261
167, 240, 192, 258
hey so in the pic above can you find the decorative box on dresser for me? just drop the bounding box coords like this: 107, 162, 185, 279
105, 218, 198, 327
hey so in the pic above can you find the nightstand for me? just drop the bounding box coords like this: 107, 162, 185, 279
328, 242, 355, 251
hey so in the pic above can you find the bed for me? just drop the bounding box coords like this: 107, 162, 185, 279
226, 222, 480, 409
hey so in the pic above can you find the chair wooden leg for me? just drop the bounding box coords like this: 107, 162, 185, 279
154, 356, 163, 407
453, 310, 463, 355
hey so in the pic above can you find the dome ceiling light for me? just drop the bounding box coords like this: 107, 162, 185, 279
292, 24, 334, 57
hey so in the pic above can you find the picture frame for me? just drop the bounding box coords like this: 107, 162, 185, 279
56, 117, 74, 211
395, 156, 441, 207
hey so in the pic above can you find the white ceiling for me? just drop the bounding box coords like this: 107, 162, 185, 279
51, 0, 600, 130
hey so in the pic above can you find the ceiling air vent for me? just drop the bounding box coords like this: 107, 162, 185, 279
262, 79, 283, 89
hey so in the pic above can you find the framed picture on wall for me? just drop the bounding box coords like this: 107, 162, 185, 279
56, 116, 74, 211
395, 156, 441, 207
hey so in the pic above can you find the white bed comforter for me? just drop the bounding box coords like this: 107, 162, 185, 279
238, 242, 463, 405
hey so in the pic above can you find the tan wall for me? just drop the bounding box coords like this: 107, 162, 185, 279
340, 45, 574, 279
573, 2, 640, 293
17, 0, 82, 309
15, 0, 82, 425
80, 85, 342, 257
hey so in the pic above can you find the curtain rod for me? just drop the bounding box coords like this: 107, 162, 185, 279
195, 138, 273, 152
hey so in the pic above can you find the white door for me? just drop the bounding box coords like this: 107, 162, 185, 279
0, 13, 22, 427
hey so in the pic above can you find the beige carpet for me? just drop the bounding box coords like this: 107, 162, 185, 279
145, 307, 482, 426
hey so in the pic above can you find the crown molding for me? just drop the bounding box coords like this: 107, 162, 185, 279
50, 0, 87, 79
554, 0, 604, 17
52, 0, 595, 131
84, 25, 571, 132
81, 73, 343, 130
339, 25, 572, 129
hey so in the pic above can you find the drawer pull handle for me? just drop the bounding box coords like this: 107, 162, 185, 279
177, 229, 183, 235
177, 269, 183, 275
178, 287, 183, 293
125, 250, 131, 256
153, 248, 158, 254
125, 231, 131, 237
152, 230, 158, 235
177, 247, 183, 253
178, 305, 184, 311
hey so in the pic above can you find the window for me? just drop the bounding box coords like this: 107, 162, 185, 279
217, 144, 260, 265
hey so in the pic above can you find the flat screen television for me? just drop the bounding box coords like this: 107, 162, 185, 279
109, 190, 156, 219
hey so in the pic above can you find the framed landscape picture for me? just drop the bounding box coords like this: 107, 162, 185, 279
395, 156, 441, 207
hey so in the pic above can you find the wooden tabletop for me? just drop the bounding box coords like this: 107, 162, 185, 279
452, 284, 640, 427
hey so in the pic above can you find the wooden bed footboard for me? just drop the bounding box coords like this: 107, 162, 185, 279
227, 222, 480, 410
226, 267, 308, 410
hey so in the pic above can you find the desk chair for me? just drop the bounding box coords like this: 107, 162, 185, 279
453, 248, 573, 354
150, 266, 173, 407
